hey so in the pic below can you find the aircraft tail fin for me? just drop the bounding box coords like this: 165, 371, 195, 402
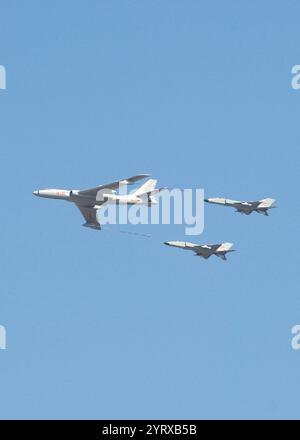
258, 198, 276, 208
217, 242, 234, 252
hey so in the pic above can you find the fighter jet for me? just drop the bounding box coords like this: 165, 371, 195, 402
205, 197, 276, 216
164, 241, 235, 260
33, 175, 163, 230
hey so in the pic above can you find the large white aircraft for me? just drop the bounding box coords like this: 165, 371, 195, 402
164, 241, 235, 260
33, 174, 163, 230
205, 197, 276, 216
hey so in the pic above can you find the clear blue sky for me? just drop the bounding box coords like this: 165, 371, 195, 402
0, 0, 299, 419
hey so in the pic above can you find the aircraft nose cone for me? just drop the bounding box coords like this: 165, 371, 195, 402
164, 242, 170, 246
33, 190, 39, 196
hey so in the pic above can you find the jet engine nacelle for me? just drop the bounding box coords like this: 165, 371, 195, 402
102, 193, 117, 202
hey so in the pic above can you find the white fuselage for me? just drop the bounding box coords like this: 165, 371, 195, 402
33, 189, 157, 205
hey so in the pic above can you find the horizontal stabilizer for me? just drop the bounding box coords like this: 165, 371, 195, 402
216, 253, 227, 260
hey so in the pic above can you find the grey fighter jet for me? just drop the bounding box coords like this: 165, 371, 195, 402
164, 241, 235, 260
33, 175, 162, 230
205, 197, 276, 216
